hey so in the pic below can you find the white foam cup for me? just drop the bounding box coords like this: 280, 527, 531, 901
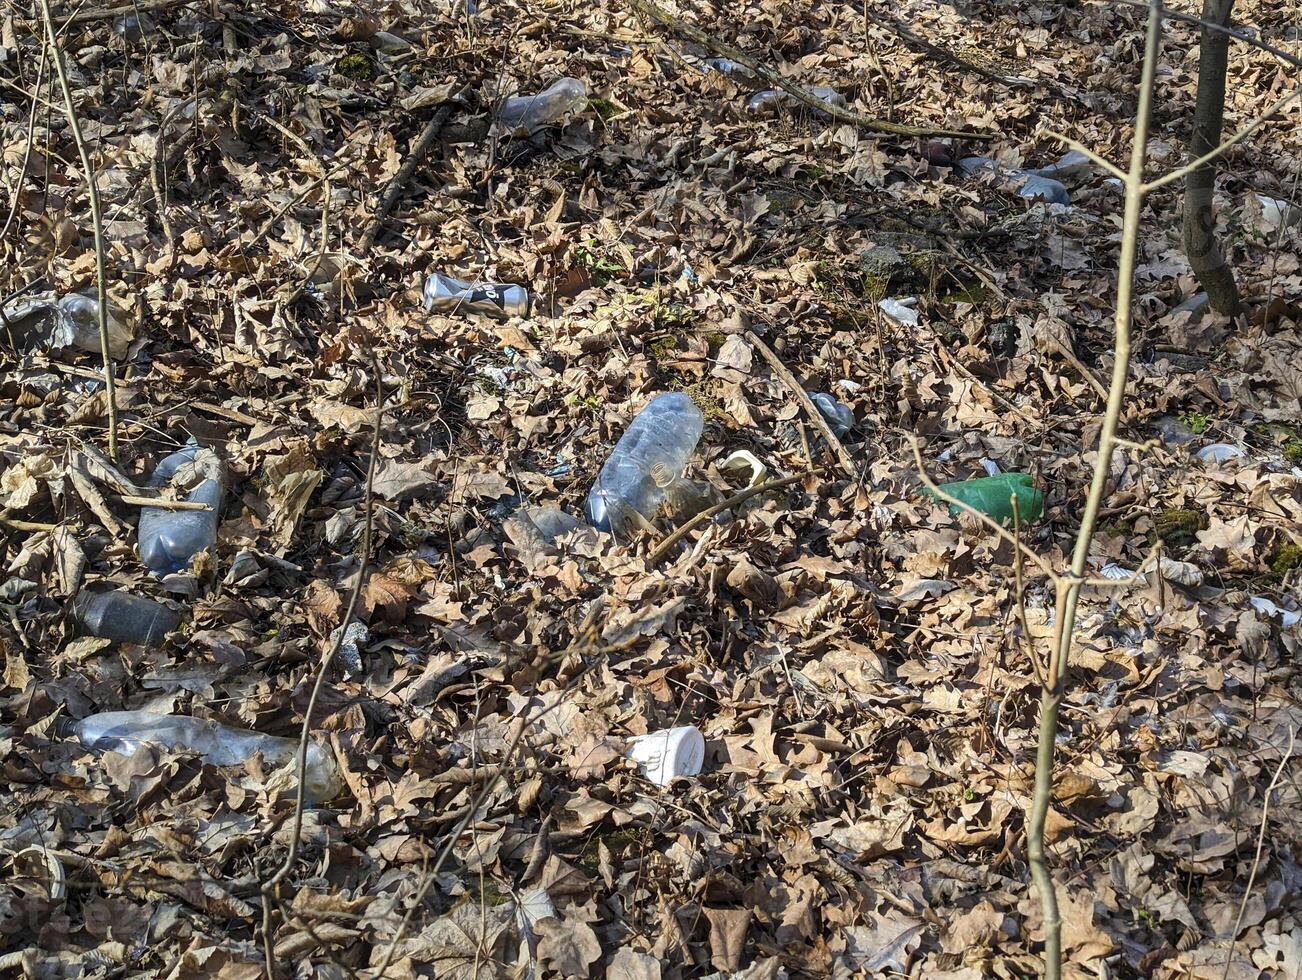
625, 726, 705, 786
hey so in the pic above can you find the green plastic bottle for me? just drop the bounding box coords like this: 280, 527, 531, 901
927, 473, 1044, 527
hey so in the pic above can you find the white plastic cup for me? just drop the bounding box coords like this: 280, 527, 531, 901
625, 726, 705, 786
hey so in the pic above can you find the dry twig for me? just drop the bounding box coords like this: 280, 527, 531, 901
627, 0, 992, 140
360, 91, 471, 253
38, 0, 120, 463
646, 469, 823, 566
744, 329, 858, 479
259, 350, 384, 979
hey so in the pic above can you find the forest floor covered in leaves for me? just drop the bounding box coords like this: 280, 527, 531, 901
2, 0, 1302, 976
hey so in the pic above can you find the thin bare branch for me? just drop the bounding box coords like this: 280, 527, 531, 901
1144, 86, 1302, 191
39, 0, 119, 463
258, 113, 332, 303
1028, 4, 1164, 976
745, 329, 858, 479
0, 33, 48, 244
646, 469, 823, 566
627, 0, 993, 140
1039, 128, 1128, 181
1222, 727, 1295, 980
260, 349, 384, 979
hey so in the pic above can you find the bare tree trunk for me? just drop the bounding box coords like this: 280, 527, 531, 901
1182, 0, 1241, 314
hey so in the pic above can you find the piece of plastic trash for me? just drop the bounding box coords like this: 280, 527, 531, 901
585, 392, 704, 537
370, 31, 412, 54
1196, 443, 1246, 465
114, 12, 153, 40
497, 77, 587, 135
1025, 149, 1092, 180
1170, 292, 1210, 323
958, 157, 1070, 205
719, 450, 767, 489
1153, 416, 1198, 445
74, 710, 344, 802
1, 292, 134, 358
72, 590, 181, 647
625, 726, 705, 786
521, 506, 585, 543
979, 458, 1002, 477
809, 392, 854, 437
928, 472, 1045, 526
330, 620, 369, 676
56, 294, 136, 358
702, 57, 752, 77
744, 86, 846, 115
1249, 596, 1301, 628
422, 272, 530, 319
137, 444, 225, 575
879, 297, 919, 327
1016, 174, 1071, 204
1253, 194, 1301, 232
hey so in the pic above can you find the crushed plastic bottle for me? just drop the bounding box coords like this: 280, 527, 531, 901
958, 157, 1070, 205
1, 292, 134, 358
497, 77, 587, 135
1017, 174, 1071, 204
927, 472, 1044, 526
702, 57, 752, 77
74, 710, 343, 802
809, 392, 854, 437
879, 297, 920, 327
72, 590, 180, 647
56, 294, 136, 358
1025, 149, 1092, 180
137, 444, 225, 574
423, 272, 530, 319
1252, 194, 1301, 232
744, 86, 846, 115
1249, 596, 1301, 628
585, 392, 704, 537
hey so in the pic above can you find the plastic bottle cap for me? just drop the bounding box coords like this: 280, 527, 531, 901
625, 726, 705, 786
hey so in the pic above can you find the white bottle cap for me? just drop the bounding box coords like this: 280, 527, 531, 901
625, 726, 705, 786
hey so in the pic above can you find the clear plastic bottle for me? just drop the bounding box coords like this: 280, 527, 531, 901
74, 710, 343, 802
422, 272, 530, 318
497, 77, 587, 135
809, 392, 854, 437
72, 590, 180, 646
1016, 174, 1070, 205
585, 392, 704, 536
702, 58, 752, 78
957, 157, 1070, 205
744, 86, 846, 115
56, 293, 134, 359
1026, 149, 1091, 180
137, 445, 224, 574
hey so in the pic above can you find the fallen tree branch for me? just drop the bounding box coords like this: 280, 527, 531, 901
646, 469, 823, 566
627, 0, 992, 140
258, 113, 331, 305
17, 0, 193, 28
862, 6, 1029, 89
360, 92, 470, 253
744, 329, 859, 479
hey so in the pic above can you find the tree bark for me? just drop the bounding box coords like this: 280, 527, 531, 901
1182, 0, 1241, 315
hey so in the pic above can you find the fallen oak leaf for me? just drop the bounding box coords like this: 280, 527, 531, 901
536, 916, 602, 978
